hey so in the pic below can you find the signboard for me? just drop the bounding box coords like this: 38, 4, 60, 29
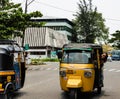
51, 51, 57, 58
25, 44, 29, 50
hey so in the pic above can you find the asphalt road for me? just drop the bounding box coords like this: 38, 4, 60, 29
10, 61, 120, 99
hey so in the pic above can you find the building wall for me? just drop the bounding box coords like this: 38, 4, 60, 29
14, 27, 69, 59
31, 17, 74, 41
24, 27, 46, 47
26, 49, 47, 59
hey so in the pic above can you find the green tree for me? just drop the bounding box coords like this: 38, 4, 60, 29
0, 0, 43, 39
71, 24, 78, 42
0, 0, 9, 7
109, 30, 120, 49
73, 0, 109, 43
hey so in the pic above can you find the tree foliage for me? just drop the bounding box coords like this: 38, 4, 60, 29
0, 0, 43, 39
73, 0, 109, 43
109, 30, 120, 49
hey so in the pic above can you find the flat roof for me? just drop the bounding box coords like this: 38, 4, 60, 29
31, 17, 74, 26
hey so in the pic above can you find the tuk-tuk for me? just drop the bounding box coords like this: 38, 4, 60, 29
0, 40, 26, 98
57, 43, 104, 99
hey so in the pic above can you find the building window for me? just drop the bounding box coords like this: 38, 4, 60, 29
47, 26, 73, 33
67, 35, 72, 41
30, 52, 46, 55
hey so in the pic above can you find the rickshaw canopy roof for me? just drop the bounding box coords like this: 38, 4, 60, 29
63, 43, 102, 51
0, 40, 23, 54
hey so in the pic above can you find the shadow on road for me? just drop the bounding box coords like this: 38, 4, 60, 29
0, 90, 109, 99
13, 91, 27, 99
60, 90, 106, 99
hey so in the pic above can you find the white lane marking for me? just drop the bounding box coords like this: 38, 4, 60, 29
53, 67, 58, 70
32, 67, 39, 70
23, 78, 55, 90
108, 69, 116, 72
46, 68, 51, 70
39, 67, 44, 70
115, 70, 120, 72
103, 69, 107, 71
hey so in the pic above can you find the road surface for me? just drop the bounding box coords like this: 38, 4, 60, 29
7, 61, 120, 99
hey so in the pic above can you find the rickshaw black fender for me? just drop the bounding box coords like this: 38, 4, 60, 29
4, 82, 15, 94
20, 62, 26, 88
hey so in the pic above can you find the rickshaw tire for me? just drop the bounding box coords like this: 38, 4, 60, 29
97, 87, 101, 94
4, 91, 13, 99
4, 84, 14, 99
69, 89, 77, 99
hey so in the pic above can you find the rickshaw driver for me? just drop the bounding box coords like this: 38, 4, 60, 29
101, 53, 108, 64
100, 52, 108, 86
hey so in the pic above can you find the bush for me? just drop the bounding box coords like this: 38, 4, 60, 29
31, 59, 44, 65
31, 58, 59, 65
40, 58, 59, 62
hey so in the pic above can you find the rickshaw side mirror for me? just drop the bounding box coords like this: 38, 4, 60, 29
57, 50, 62, 60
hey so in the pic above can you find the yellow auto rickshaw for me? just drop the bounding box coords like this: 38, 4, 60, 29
57, 43, 104, 99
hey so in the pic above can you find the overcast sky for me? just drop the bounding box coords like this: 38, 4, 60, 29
11, 0, 120, 34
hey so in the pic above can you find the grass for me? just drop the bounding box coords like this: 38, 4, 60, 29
31, 58, 59, 65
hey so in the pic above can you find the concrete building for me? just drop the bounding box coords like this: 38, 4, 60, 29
31, 16, 74, 41
14, 27, 68, 59
14, 17, 74, 60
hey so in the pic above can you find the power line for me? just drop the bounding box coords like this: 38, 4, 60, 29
19, 0, 120, 22
27, 0, 35, 6
34, 1, 75, 13
34, 1, 120, 22
105, 18, 120, 22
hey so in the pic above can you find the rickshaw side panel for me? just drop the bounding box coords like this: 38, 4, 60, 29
13, 62, 21, 90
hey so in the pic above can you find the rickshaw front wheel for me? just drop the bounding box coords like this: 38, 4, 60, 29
4, 92, 13, 99
4, 86, 14, 99
97, 87, 101, 94
69, 89, 78, 99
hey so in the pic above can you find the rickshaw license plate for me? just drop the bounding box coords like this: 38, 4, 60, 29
67, 70, 74, 74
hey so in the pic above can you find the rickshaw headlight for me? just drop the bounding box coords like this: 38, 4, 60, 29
60, 70, 66, 77
84, 71, 92, 78
0, 83, 4, 92
0, 84, 2, 88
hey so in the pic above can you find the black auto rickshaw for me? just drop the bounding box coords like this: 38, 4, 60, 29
0, 40, 26, 99
57, 43, 105, 99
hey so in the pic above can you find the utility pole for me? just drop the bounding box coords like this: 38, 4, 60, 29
25, 0, 28, 14
22, 0, 35, 47
25, 0, 35, 13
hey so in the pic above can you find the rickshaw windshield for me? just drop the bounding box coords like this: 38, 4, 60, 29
61, 50, 92, 64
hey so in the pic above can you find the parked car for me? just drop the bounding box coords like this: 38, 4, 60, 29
111, 50, 120, 61
112, 55, 120, 60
